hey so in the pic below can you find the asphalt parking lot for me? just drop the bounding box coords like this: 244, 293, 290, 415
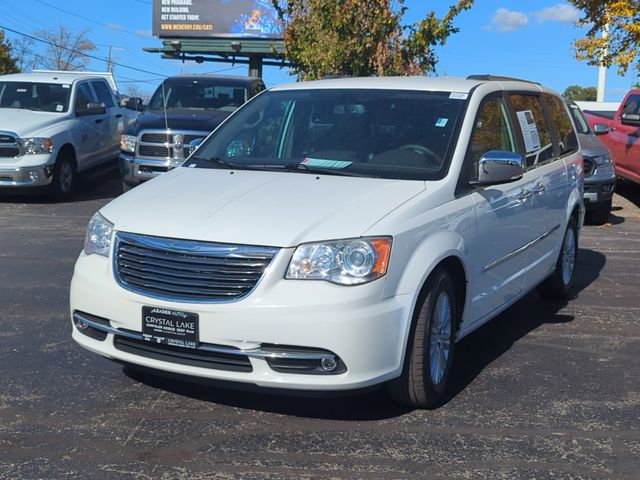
1, 172, 639, 480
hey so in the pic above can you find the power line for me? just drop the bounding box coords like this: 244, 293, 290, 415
0, 24, 167, 77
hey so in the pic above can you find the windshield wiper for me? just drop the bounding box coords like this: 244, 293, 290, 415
284, 162, 369, 177
188, 156, 243, 169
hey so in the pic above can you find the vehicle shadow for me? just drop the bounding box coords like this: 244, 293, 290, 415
124, 248, 606, 420
615, 179, 640, 209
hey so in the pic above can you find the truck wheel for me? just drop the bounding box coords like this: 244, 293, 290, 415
387, 269, 457, 409
538, 217, 578, 300
587, 199, 611, 225
49, 150, 77, 200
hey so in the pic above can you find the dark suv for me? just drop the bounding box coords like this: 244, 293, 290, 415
119, 75, 265, 190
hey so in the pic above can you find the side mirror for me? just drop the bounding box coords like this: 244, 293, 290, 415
621, 113, 640, 127
185, 137, 205, 156
125, 97, 144, 111
76, 102, 106, 116
472, 150, 524, 186
593, 123, 609, 135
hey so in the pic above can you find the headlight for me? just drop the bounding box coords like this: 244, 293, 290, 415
286, 237, 392, 285
84, 212, 114, 257
120, 134, 137, 153
594, 154, 612, 166
21, 137, 54, 155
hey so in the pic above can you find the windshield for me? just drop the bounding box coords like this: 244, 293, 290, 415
148, 80, 248, 112
568, 103, 591, 134
0, 82, 71, 112
189, 89, 467, 181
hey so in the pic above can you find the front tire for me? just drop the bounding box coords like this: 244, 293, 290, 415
538, 217, 578, 300
49, 150, 77, 200
388, 269, 457, 409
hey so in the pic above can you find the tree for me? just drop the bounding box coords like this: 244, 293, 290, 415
570, 0, 640, 75
34, 26, 96, 71
563, 85, 598, 101
272, 0, 474, 80
12, 37, 36, 72
0, 29, 19, 74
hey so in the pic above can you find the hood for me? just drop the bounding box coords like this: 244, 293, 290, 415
127, 108, 231, 134
101, 168, 425, 247
0, 108, 67, 137
577, 132, 610, 158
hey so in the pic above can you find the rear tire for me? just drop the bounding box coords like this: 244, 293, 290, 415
538, 217, 578, 300
49, 150, 77, 200
587, 199, 611, 225
387, 269, 457, 409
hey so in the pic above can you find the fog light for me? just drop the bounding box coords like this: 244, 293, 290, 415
29, 170, 40, 182
320, 357, 337, 372
74, 317, 89, 331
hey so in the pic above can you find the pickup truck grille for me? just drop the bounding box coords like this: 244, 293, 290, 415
583, 157, 595, 177
114, 232, 278, 303
0, 132, 20, 158
136, 130, 209, 160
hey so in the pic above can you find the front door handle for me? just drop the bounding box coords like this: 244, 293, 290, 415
95, 118, 103, 124
532, 183, 546, 195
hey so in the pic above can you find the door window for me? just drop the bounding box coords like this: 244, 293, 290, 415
92, 81, 114, 108
509, 94, 554, 168
466, 94, 516, 181
544, 95, 578, 156
75, 83, 95, 110
622, 94, 640, 115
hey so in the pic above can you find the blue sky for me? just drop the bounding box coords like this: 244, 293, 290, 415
2, 0, 638, 101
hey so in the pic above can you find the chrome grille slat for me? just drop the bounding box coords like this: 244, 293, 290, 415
119, 245, 271, 267
136, 129, 209, 160
119, 262, 260, 282
120, 267, 256, 290
114, 232, 278, 303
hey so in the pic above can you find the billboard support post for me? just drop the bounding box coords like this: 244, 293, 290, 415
248, 56, 263, 78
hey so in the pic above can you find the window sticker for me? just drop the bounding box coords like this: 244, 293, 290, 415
62, 84, 70, 89
56, 104, 63, 112
516, 110, 541, 153
301, 158, 353, 169
449, 92, 468, 100
435, 118, 448, 128
16, 88, 27, 93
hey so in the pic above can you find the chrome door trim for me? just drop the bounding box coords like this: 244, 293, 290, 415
482, 224, 561, 273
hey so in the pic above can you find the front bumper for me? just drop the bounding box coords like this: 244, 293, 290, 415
0, 164, 54, 188
120, 154, 183, 186
70, 250, 412, 391
584, 164, 616, 207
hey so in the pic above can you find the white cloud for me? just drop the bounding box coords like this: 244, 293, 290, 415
107, 23, 124, 31
489, 8, 529, 32
534, 3, 581, 23
134, 29, 153, 38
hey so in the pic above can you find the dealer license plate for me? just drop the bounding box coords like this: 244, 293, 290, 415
142, 306, 199, 349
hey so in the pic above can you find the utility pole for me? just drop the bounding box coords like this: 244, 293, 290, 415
597, 23, 609, 102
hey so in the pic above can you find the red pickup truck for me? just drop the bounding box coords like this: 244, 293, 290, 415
583, 90, 640, 184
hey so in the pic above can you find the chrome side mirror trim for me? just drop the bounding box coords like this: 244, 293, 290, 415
472, 150, 525, 186
593, 123, 609, 135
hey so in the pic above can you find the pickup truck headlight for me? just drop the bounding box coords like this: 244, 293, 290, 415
21, 137, 54, 155
120, 134, 137, 153
84, 213, 114, 257
593, 154, 612, 166
286, 237, 392, 285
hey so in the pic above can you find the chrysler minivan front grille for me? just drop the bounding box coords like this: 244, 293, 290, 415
114, 232, 278, 302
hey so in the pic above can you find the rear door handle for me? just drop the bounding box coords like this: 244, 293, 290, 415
115, 114, 122, 118
95, 118, 103, 124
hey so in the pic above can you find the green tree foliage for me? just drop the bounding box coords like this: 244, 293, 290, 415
0, 29, 19, 74
272, 0, 473, 80
570, 0, 640, 75
563, 85, 598, 101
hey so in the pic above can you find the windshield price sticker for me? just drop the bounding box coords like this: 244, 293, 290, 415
516, 110, 541, 153
449, 92, 468, 100
301, 158, 353, 169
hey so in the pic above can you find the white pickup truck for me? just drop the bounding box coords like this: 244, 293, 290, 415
0, 71, 140, 198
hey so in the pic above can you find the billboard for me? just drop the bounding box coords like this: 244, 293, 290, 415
152, 0, 284, 39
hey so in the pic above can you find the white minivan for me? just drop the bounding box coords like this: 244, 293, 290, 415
70, 76, 584, 408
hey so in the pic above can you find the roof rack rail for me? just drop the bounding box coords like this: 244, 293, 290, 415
466, 74, 541, 86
